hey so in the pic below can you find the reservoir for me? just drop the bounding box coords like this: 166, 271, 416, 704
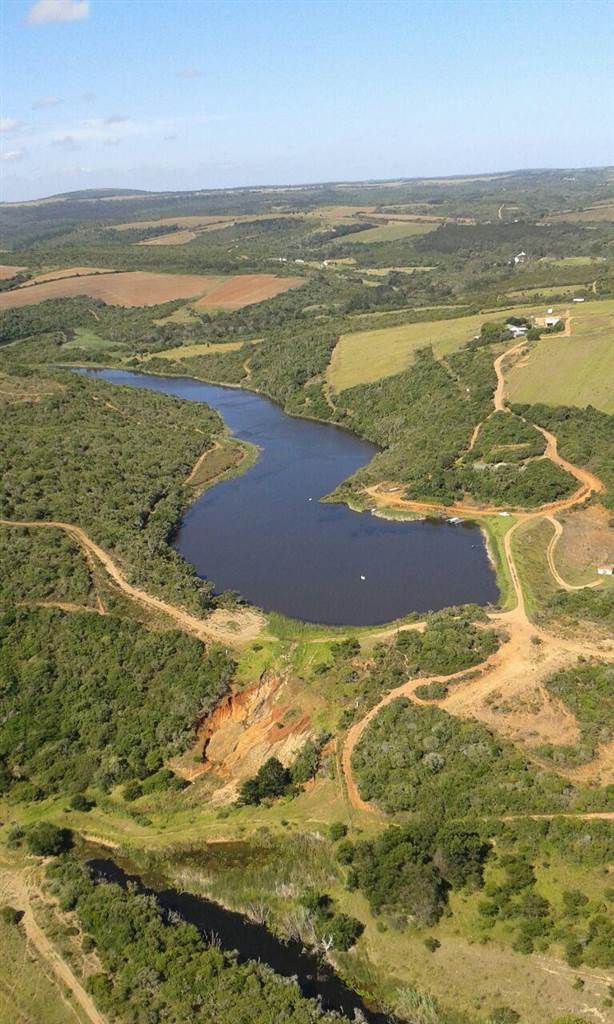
85, 369, 499, 625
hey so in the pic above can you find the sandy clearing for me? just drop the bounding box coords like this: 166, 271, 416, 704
0, 271, 228, 309
0, 264, 27, 279
193, 274, 303, 310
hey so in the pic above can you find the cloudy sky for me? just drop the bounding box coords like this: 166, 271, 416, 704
1, 0, 613, 202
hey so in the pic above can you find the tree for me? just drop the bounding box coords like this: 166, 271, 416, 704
0, 905, 21, 925
238, 757, 290, 805
325, 913, 364, 951
70, 793, 95, 812
433, 825, 490, 889
26, 822, 73, 857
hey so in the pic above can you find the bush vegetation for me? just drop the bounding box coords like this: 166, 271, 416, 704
351, 698, 611, 816
0, 606, 234, 796
0, 372, 222, 612
537, 662, 613, 767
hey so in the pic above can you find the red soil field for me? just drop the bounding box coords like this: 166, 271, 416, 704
0, 271, 225, 309
193, 274, 303, 310
0, 270, 304, 310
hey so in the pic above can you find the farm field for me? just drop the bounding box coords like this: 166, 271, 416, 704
0, 264, 27, 278
192, 273, 303, 309
342, 220, 438, 244
363, 265, 436, 276
547, 202, 614, 222
539, 256, 606, 267
113, 212, 299, 233
328, 302, 541, 391
112, 214, 242, 230
19, 266, 116, 286
139, 228, 198, 245
150, 341, 246, 360
0, 271, 301, 311
506, 298, 614, 413
0, 270, 224, 308
506, 284, 589, 299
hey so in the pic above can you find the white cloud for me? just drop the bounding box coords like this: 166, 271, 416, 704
0, 118, 23, 133
163, 134, 178, 141
32, 96, 62, 109
51, 135, 80, 150
103, 136, 120, 146
1, 150, 26, 162
104, 114, 130, 125
176, 68, 202, 79
26, 0, 90, 25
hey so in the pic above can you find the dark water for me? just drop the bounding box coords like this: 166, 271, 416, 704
87, 858, 390, 1023
84, 369, 498, 625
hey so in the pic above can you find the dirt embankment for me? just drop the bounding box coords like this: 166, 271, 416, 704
173, 674, 313, 803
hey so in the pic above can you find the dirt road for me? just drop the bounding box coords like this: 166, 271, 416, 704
0, 518, 264, 648
342, 337, 611, 811
545, 516, 603, 592
0, 867, 105, 1024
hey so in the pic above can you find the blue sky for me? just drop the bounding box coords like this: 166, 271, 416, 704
1, 0, 613, 201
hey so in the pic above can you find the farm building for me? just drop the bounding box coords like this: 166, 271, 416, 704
597, 565, 614, 576
544, 315, 561, 327
506, 322, 528, 338
514, 251, 527, 265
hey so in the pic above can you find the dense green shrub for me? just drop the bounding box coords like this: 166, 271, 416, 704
26, 822, 73, 856
339, 820, 488, 928
239, 757, 291, 805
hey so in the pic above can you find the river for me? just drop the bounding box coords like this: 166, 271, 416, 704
87, 856, 391, 1022
84, 369, 498, 625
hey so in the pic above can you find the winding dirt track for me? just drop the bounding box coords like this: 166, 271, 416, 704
0, 868, 105, 1024
0, 518, 263, 648
343, 337, 612, 811
545, 515, 603, 592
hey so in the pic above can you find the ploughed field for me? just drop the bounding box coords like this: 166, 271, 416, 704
0, 270, 303, 310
